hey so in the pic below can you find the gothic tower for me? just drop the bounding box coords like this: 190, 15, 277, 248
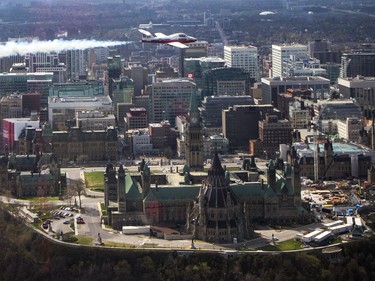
185, 94, 204, 171
292, 158, 301, 206
141, 162, 151, 198
190, 151, 246, 242
117, 164, 126, 213
104, 163, 117, 207
267, 159, 276, 189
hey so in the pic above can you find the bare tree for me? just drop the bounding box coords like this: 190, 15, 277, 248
69, 178, 86, 210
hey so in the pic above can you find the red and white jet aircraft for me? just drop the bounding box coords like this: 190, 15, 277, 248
138, 29, 196, 49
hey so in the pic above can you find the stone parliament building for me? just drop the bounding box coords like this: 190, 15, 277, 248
103, 105, 308, 243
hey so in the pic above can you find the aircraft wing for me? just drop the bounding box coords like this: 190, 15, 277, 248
154, 32, 166, 37
167, 42, 189, 49
138, 29, 153, 36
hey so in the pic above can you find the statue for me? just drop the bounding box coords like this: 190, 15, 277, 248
96, 233, 103, 245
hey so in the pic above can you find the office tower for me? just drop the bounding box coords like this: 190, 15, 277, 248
202, 67, 253, 97
283, 57, 326, 77
0, 72, 51, 96
338, 76, 375, 118
109, 77, 134, 107
261, 76, 330, 106
125, 108, 148, 131
184, 41, 209, 59
259, 115, 292, 158
25, 53, 67, 83
224, 45, 259, 81
340, 52, 375, 78
200, 95, 253, 135
147, 79, 201, 126
107, 55, 123, 79
0, 55, 24, 72
123, 63, 148, 96
222, 104, 277, 151
49, 80, 104, 98
271, 44, 307, 78
95, 47, 110, 63
184, 57, 225, 90
48, 96, 113, 131
66, 49, 87, 80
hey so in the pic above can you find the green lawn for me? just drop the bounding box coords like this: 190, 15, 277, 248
84, 172, 104, 191
260, 239, 304, 251
74, 235, 94, 245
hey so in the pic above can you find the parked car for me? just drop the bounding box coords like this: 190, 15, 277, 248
63, 220, 71, 224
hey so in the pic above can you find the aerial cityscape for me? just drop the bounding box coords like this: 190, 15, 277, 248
1, 0, 375, 280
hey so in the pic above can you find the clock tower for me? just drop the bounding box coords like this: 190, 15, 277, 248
185, 94, 204, 171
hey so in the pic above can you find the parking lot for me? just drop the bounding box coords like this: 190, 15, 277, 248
42, 206, 88, 235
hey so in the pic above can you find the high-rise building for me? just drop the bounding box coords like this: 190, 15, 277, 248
202, 67, 253, 97
338, 76, 375, 118
0, 55, 24, 72
271, 44, 307, 78
259, 115, 292, 158
25, 53, 66, 83
123, 63, 148, 96
222, 104, 277, 151
66, 49, 87, 80
200, 95, 253, 135
184, 57, 225, 90
0, 72, 53, 97
76, 111, 116, 131
49, 80, 104, 98
337, 117, 362, 143
147, 79, 201, 126
109, 77, 134, 107
95, 47, 110, 63
107, 55, 123, 79
27, 78, 53, 122
125, 108, 148, 131
48, 96, 113, 131
261, 76, 330, 105
340, 52, 375, 78
224, 45, 259, 81
283, 57, 326, 77
308, 39, 331, 58
184, 41, 209, 59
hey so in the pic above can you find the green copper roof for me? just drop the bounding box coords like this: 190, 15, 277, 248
125, 173, 143, 200
144, 186, 200, 202
231, 182, 264, 199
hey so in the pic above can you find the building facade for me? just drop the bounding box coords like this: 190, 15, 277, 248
338, 76, 375, 118
261, 76, 330, 105
224, 45, 259, 81
271, 44, 307, 78
259, 115, 292, 158
340, 52, 375, 78
222, 104, 277, 151
147, 79, 201, 126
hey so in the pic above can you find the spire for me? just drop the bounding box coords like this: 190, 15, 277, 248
118, 164, 125, 179
189, 92, 199, 116
210, 150, 224, 175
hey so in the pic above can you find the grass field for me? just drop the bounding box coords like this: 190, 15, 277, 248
260, 239, 304, 251
84, 172, 104, 191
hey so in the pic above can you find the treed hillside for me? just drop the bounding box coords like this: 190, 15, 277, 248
0, 208, 375, 281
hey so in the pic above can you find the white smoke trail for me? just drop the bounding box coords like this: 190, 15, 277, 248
0, 39, 130, 58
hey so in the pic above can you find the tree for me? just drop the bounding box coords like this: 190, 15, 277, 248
69, 179, 86, 210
